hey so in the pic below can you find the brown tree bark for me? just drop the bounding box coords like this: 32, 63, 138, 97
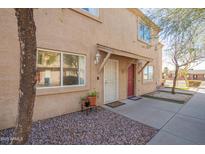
172, 65, 179, 94
181, 65, 189, 87
183, 72, 189, 87
11, 9, 37, 144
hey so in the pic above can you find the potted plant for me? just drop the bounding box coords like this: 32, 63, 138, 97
85, 100, 90, 107
80, 96, 87, 106
80, 96, 90, 112
87, 90, 97, 106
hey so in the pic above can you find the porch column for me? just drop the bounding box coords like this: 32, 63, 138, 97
98, 52, 111, 73
138, 61, 150, 74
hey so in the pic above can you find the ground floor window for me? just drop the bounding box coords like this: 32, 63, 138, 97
143, 65, 153, 81
37, 49, 86, 88
63, 53, 85, 86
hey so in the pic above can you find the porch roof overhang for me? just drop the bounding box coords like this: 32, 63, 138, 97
97, 44, 153, 62
97, 44, 153, 73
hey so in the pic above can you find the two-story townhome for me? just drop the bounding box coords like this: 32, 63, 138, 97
0, 8, 162, 130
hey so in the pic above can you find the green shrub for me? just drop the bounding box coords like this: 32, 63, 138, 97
88, 90, 97, 97
188, 80, 201, 87
80, 96, 87, 101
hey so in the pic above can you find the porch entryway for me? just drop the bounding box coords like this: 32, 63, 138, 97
97, 44, 152, 104
104, 59, 119, 103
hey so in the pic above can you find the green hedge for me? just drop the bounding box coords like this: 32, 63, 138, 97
188, 80, 201, 87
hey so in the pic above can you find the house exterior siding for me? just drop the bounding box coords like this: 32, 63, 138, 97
0, 8, 162, 130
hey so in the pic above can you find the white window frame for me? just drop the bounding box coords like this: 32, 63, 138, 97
143, 65, 154, 83
138, 22, 151, 44
81, 8, 99, 17
62, 52, 86, 87
37, 48, 86, 89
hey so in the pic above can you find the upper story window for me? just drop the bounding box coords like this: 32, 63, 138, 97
81, 8, 99, 17
143, 65, 153, 82
138, 23, 151, 44
37, 49, 86, 88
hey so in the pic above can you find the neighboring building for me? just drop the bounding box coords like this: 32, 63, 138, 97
167, 69, 205, 81
0, 9, 162, 130
188, 70, 205, 80
167, 70, 184, 80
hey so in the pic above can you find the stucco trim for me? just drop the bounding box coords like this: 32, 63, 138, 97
128, 8, 160, 32
70, 8, 103, 23
36, 86, 90, 96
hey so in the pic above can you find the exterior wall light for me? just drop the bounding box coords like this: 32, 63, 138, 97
94, 51, 101, 64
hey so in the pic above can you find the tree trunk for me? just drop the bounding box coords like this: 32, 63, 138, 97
182, 66, 189, 87
11, 9, 37, 144
172, 66, 179, 94
183, 73, 189, 87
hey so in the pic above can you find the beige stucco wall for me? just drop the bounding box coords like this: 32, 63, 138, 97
0, 8, 162, 130
0, 9, 20, 130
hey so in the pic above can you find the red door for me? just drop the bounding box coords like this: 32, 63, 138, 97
127, 64, 134, 97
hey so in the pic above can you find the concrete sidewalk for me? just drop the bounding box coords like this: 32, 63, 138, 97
148, 84, 205, 145
103, 98, 183, 130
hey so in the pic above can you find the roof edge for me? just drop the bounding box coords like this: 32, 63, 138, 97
127, 8, 160, 32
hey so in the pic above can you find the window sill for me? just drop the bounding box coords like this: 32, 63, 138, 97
71, 8, 102, 23
137, 38, 151, 46
36, 85, 90, 96
143, 80, 154, 85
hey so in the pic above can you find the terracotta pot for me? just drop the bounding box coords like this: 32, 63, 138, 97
87, 96, 96, 106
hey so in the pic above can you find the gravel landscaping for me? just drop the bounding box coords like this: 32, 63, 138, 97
0, 107, 157, 145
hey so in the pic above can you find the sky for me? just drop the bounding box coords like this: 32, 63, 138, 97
141, 9, 205, 71
194, 62, 205, 70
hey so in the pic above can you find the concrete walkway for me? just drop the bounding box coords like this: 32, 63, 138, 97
103, 98, 183, 130
149, 83, 205, 145
104, 83, 205, 144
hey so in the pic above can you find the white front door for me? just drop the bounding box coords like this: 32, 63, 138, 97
104, 59, 118, 104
